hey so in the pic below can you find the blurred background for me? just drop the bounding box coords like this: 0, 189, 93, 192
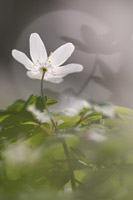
0, 0, 133, 108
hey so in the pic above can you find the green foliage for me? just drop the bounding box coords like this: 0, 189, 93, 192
24, 95, 58, 111
0, 95, 57, 146
0, 96, 133, 200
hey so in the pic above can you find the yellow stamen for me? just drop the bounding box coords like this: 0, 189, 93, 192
48, 52, 53, 63
48, 52, 53, 59
49, 52, 53, 56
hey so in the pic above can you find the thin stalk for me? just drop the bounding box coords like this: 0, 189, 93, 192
62, 139, 76, 191
41, 69, 57, 129
41, 69, 47, 105
41, 69, 76, 191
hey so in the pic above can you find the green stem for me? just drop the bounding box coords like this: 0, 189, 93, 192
62, 139, 76, 191
41, 69, 47, 106
40, 69, 76, 191
41, 69, 57, 129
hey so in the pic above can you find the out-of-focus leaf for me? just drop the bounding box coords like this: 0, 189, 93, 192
79, 114, 103, 127
0, 95, 58, 145
1, 97, 133, 200
7, 100, 25, 112
0, 100, 25, 116
1, 110, 36, 128
1, 124, 35, 138
115, 106, 133, 120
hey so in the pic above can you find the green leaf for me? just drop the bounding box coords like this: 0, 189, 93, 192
46, 97, 58, 107
115, 106, 133, 120
0, 95, 58, 149
24, 95, 57, 111
0, 110, 36, 128
35, 96, 44, 112
57, 116, 80, 129
24, 95, 44, 112
0, 94, 58, 132
0, 100, 25, 116
7, 100, 25, 112
24, 95, 37, 108
80, 114, 103, 127
0, 124, 36, 141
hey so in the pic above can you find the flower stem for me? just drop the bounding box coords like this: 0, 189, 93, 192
41, 69, 57, 128
41, 70, 76, 191
41, 69, 47, 105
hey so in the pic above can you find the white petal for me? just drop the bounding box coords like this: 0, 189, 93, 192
45, 77, 63, 83
30, 33, 47, 65
26, 70, 42, 80
12, 49, 34, 70
53, 64, 83, 78
49, 43, 75, 67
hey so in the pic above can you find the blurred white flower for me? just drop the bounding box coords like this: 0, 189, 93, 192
88, 132, 107, 142
3, 141, 42, 165
94, 103, 115, 117
63, 108, 80, 117
12, 33, 83, 83
87, 126, 107, 142
27, 105, 50, 123
62, 96, 90, 117
55, 90, 91, 117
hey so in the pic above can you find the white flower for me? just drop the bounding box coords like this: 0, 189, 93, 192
12, 33, 83, 83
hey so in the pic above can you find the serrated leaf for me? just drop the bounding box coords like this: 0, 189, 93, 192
58, 116, 80, 129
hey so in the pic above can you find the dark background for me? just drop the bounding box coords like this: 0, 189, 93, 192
0, 0, 133, 108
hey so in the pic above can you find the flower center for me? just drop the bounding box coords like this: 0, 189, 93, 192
36, 52, 56, 77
